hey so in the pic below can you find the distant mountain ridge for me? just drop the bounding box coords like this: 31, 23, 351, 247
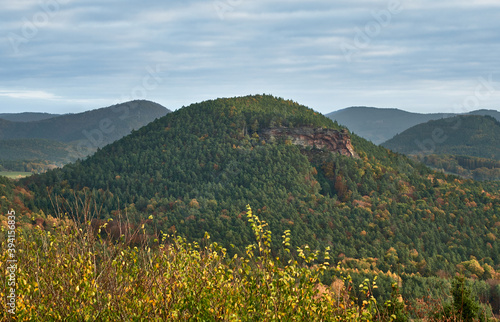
382, 114, 500, 160
381, 114, 500, 180
0, 100, 169, 143
0, 112, 61, 122
0, 100, 170, 167
327, 106, 500, 145
467, 109, 500, 120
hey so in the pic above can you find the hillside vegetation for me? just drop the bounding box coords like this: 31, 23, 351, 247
327, 107, 500, 145
382, 115, 500, 180
20, 95, 500, 286
0, 197, 495, 320
0, 100, 169, 143
413, 154, 500, 181
0, 139, 73, 163
382, 115, 500, 159
327, 107, 454, 144
0, 100, 170, 170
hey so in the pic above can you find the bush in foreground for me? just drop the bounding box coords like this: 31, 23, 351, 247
0, 205, 494, 321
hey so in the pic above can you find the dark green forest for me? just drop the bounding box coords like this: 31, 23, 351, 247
328, 107, 500, 146
0, 100, 170, 173
0, 100, 169, 143
414, 154, 500, 181
0, 138, 73, 163
0, 95, 496, 319
327, 106, 454, 145
19, 95, 500, 281
382, 115, 500, 181
382, 115, 500, 160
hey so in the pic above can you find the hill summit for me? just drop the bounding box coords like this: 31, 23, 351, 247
23, 95, 500, 279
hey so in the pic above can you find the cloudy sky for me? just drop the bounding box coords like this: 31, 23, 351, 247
1, 0, 500, 115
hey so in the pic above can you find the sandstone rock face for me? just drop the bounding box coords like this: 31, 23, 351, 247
260, 127, 358, 158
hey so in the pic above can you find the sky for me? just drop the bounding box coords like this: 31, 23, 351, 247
1, 0, 500, 115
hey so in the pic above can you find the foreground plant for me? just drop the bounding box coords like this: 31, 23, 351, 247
3, 205, 488, 321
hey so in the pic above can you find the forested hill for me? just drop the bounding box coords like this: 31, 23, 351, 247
0, 100, 170, 144
22, 95, 500, 278
327, 106, 500, 145
0, 100, 170, 166
326, 106, 453, 144
382, 115, 500, 160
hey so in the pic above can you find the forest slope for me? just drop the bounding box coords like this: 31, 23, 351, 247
382, 115, 500, 180
382, 115, 500, 159
326, 107, 453, 144
0, 100, 170, 168
22, 95, 500, 279
0, 100, 169, 143
327, 106, 500, 145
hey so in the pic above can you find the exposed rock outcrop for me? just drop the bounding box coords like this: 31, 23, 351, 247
260, 127, 358, 158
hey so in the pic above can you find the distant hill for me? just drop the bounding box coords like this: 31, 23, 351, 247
0, 112, 60, 122
467, 109, 500, 121
382, 115, 500, 159
0, 100, 169, 143
382, 115, 500, 180
0, 100, 170, 167
326, 106, 500, 145
326, 107, 453, 144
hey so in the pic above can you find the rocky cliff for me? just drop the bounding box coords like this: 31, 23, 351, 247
260, 127, 358, 158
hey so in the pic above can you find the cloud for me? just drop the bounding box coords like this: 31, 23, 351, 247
0, 89, 60, 100
0, 0, 499, 114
